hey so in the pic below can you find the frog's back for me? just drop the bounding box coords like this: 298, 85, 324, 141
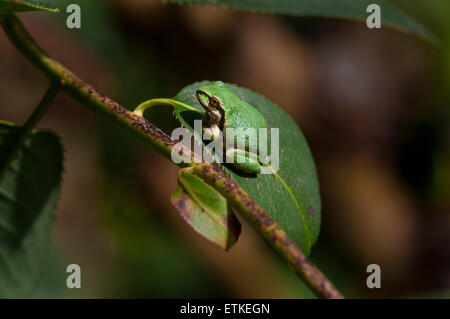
226, 100, 267, 130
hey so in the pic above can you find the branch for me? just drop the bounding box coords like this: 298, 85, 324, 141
0, 13, 343, 299
193, 163, 343, 299
0, 14, 174, 161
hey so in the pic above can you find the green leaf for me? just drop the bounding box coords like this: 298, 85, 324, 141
0, 121, 63, 298
172, 168, 241, 250
0, 0, 58, 13
173, 82, 320, 255
161, 0, 435, 43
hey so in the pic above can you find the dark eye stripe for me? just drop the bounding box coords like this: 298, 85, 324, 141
210, 97, 220, 107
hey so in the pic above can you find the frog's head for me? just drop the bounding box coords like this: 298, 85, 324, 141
196, 81, 231, 128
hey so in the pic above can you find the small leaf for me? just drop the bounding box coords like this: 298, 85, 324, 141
0, 121, 63, 298
160, 0, 435, 43
0, 0, 58, 13
173, 82, 321, 255
171, 168, 241, 250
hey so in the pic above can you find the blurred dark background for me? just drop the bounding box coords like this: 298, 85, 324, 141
0, 0, 448, 298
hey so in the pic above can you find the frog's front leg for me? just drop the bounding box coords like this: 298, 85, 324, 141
225, 148, 263, 175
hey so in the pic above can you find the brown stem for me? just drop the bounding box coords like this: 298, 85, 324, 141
0, 14, 175, 160
193, 163, 343, 299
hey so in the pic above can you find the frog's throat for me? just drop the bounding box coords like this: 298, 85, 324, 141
204, 112, 225, 131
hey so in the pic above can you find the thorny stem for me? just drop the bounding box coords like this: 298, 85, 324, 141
0, 13, 343, 299
0, 81, 59, 180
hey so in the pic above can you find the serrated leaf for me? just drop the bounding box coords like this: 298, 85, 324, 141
160, 0, 435, 43
0, 0, 58, 13
172, 82, 320, 255
0, 121, 63, 298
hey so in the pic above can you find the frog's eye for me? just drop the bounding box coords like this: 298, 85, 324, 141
209, 97, 220, 108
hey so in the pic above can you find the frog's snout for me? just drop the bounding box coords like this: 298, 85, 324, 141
196, 90, 210, 109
